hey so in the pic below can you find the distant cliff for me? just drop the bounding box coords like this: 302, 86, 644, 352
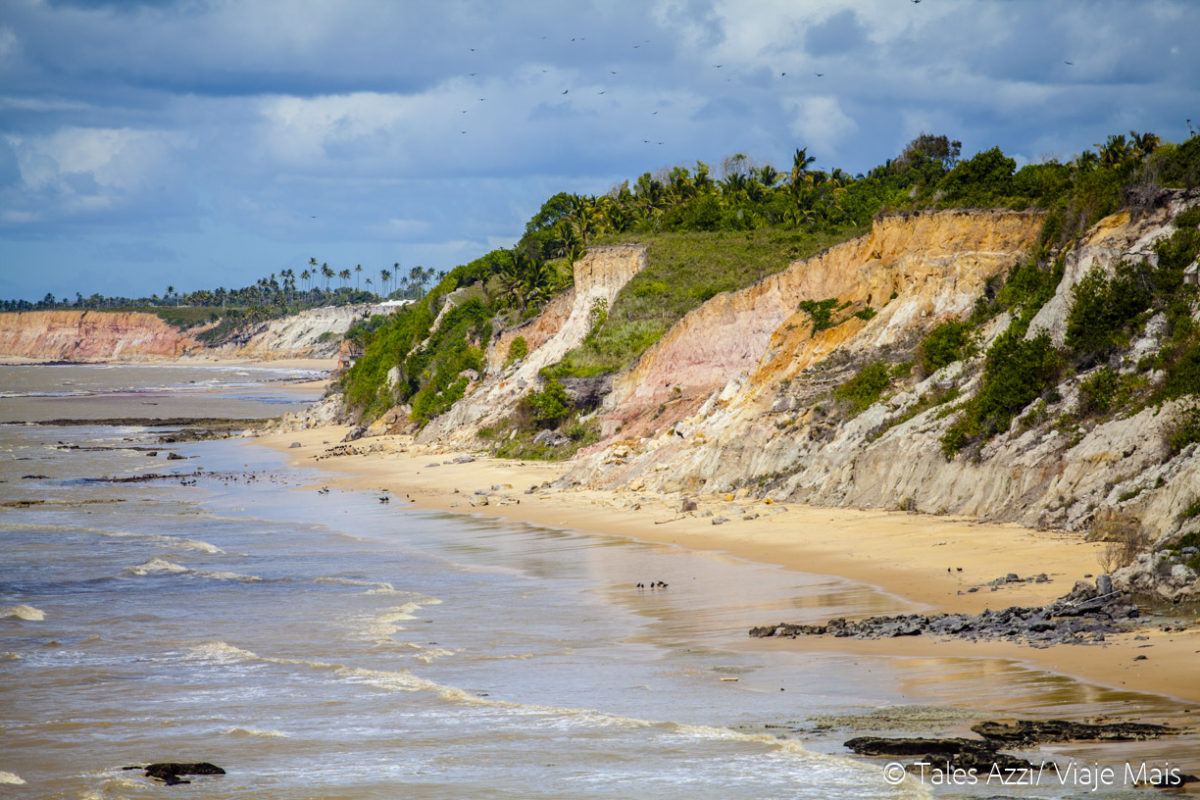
0, 303, 400, 363
0, 310, 201, 361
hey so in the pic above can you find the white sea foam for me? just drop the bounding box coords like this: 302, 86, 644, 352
196, 570, 262, 582
126, 557, 190, 575
181, 639, 903, 796
314, 576, 399, 593
1, 604, 45, 621
225, 726, 289, 738
0, 771, 26, 785
0, 522, 225, 554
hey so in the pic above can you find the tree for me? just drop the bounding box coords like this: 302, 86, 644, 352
354, 264, 362, 289
381, 268, 391, 296
338, 268, 352, 288
321, 263, 334, 291
790, 147, 816, 191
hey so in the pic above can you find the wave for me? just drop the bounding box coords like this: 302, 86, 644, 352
0, 521, 225, 554
224, 726, 289, 738
358, 597, 443, 647
0, 771, 26, 785
126, 557, 190, 575
314, 576, 400, 594
183, 640, 914, 796
125, 558, 260, 582
1, 604, 46, 621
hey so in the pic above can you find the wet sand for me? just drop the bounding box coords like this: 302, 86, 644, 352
259, 426, 1200, 706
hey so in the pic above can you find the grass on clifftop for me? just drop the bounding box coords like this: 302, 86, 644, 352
546, 225, 867, 379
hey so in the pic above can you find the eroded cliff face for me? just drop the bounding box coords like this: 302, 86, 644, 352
415, 245, 646, 446
562, 201, 1200, 550
217, 303, 396, 360
597, 210, 1043, 441
0, 303, 393, 363
0, 311, 202, 361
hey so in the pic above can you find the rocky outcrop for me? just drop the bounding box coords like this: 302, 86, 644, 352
0, 310, 202, 361
416, 245, 646, 447
750, 578, 1141, 646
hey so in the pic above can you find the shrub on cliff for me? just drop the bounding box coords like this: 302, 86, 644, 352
942, 329, 1064, 456
1065, 261, 1152, 366
833, 362, 894, 416
917, 319, 974, 374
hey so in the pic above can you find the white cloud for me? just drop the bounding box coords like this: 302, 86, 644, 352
786, 96, 856, 157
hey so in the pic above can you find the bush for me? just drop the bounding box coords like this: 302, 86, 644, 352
918, 319, 972, 374
523, 378, 573, 428
1166, 404, 1200, 456
943, 328, 1064, 455
833, 362, 893, 416
798, 298, 840, 334
505, 336, 528, 366
1077, 367, 1118, 416
936, 147, 1016, 206
1065, 262, 1152, 365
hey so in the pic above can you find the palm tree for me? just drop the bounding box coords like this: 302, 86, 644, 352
321, 263, 334, 291
380, 268, 391, 297
338, 268, 352, 289
791, 146, 816, 191
354, 264, 362, 290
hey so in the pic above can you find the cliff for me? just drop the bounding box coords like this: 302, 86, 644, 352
0, 310, 202, 362
388, 203, 1199, 603
0, 303, 399, 363
416, 245, 646, 446
554, 200, 1200, 555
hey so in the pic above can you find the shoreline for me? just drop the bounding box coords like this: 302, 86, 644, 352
257, 425, 1200, 707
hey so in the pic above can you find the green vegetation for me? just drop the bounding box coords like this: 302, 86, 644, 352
833, 362, 896, 417
1077, 367, 1119, 416
917, 319, 974, 374
335, 128, 1200, 461
1065, 261, 1153, 365
942, 329, 1064, 456
522, 377, 573, 427
505, 336, 529, 366
1166, 404, 1200, 457
548, 227, 861, 378
798, 298, 842, 334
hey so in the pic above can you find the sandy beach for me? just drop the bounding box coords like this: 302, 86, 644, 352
259, 425, 1200, 706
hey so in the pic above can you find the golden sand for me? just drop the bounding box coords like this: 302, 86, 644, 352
258, 426, 1200, 705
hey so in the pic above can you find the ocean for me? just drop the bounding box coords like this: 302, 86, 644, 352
0, 364, 1192, 799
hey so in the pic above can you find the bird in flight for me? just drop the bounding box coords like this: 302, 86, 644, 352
562, 89, 569, 94
815, 72, 824, 77
1064, 60, 1074, 65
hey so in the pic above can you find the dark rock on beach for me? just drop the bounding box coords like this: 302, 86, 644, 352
844, 718, 1179, 777
970, 719, 1177, 745
750, 576, 1144, 646
844, 736, 1039, 772
126, 762, 225, 786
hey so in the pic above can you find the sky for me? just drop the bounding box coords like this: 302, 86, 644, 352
1, 0, 1198, 303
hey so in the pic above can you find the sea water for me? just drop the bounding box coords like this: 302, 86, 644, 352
0, 365, 1191, 799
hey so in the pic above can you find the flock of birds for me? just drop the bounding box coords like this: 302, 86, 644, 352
450, 18, 1079, 147
452, 32, 848, 143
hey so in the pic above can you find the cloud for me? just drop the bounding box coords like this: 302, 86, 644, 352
2, 0, 1200, 301
786, 96, 857, 158
804, 9, 867, 57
